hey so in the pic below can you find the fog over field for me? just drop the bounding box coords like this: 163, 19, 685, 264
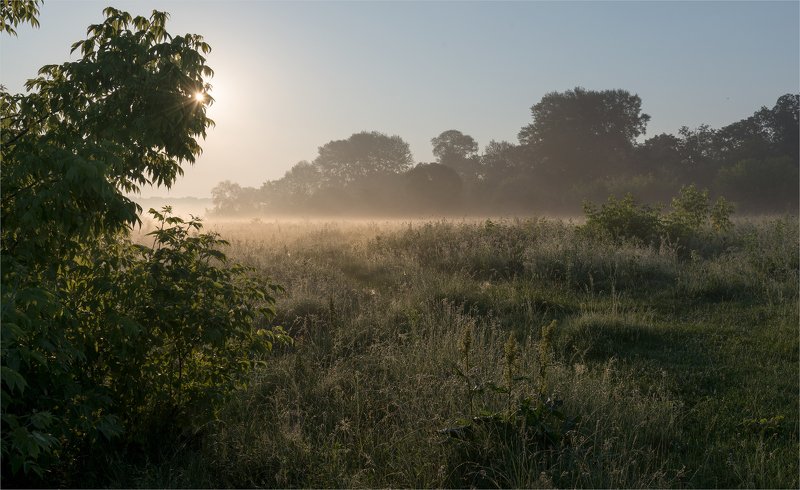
2, 1, 798, 488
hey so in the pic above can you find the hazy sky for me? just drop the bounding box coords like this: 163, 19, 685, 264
2, 0, 798, 198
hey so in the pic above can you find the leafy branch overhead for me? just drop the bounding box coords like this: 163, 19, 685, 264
0, 0, 42, 35
1, 6, 287, 483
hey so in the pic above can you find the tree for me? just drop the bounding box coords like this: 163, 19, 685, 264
518, 87, 650, 182
405, 162, 463, 211
1, 0, 42, 35
432, 129, 478, 162
211, 180, 244, 214
313, 131, 413, 185
254, 161, 324, 213
714, 156, 799, 212
480, 140, 527, 183
278, 160, 323, 197
431, 129, 480, 180
1, 8, 286, 483
636, 133, 682, 172
770, 93, 799, 160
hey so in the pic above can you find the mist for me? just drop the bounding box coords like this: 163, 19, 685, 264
191, 89, 798, 220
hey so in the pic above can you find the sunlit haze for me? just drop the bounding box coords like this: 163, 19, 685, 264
2, 0, 797, 198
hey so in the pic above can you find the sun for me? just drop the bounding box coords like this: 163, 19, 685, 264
193, 92, 205, 103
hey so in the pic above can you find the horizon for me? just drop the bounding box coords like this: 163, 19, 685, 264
2, 0, 798, 198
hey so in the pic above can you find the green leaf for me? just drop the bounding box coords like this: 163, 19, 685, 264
1, 366, 27, 394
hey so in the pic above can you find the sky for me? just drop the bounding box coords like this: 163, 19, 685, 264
2, 0, 798, 198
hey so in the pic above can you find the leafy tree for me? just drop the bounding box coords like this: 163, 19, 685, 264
715, 94, 799, 165
279, 160, 323, 197
714, 157, 799, 212
770, 93, 799, 160
480, 140, 529, 184
313, 131, 413, 185
635, 133, 683, 173
405, 162, 463, 211
432, 130, 478, 160
252, 161, 324, 213
1, 7, 286, 483
673, 94, 798, 189
211, 180, 244, 214
0, 0, 42, 35
518, 87, 650, 182
431, 129, 481, 181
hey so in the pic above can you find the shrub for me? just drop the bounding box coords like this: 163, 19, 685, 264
0, 8, 289, 484
583, 186, 734, 252
582, 193, 662, 244
1, 208, 289, 483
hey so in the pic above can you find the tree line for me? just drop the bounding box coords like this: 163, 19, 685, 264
212, 88, 799, 216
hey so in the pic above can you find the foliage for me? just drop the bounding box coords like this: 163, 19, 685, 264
582, 193, 662, 244
432, 129, 479, 162
1, 7, 287, 484
518, 87, 650, 181
210, 91, 797, 217
404, 163, 463, 210
431, 129, 481, 181
0, 0, 41, 35
102, 209, 287, 434
583, 185, 734, 249
714, 156, 799, 212
313, 131, 413, 185
441, 398, 578, 488
440, 321, 578, 487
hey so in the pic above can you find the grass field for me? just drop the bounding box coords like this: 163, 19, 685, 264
117, 216, 798, 488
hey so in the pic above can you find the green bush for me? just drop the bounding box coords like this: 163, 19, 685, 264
2, 207, 289, 482
583, 185, 734, 252
582, 193, 662, 244
74, 208, 289, 437
1, 8, 288, 484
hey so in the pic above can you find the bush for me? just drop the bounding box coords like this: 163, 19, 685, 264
0, 9, 289, 484
582, 193, 662, 244
1, 208, 289, 483
583, 186, 734, 252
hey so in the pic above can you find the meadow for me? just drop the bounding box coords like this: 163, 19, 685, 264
109, 214, 799, 488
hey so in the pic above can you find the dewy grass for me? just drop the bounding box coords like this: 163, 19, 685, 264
123, 216, 798, 488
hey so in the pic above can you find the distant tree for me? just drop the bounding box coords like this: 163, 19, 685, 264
314, 131, 413, 185
770, 93, 799, 160
714, 156, 799, 212
280, 160, 323, 197
669, 124, 720, 185
518, 87, 650, 182
432, 129, 478, 161
211, 180, 248, 214
405, 162, 463, 211
633, 133, 685, 199
713, 111, 773, 166
431, 129, 480, 180
714, 93, 799, 165
480, 140, 527, 182
636, 134, 682, 172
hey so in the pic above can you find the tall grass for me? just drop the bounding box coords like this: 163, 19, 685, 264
122, 216, 798, 488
